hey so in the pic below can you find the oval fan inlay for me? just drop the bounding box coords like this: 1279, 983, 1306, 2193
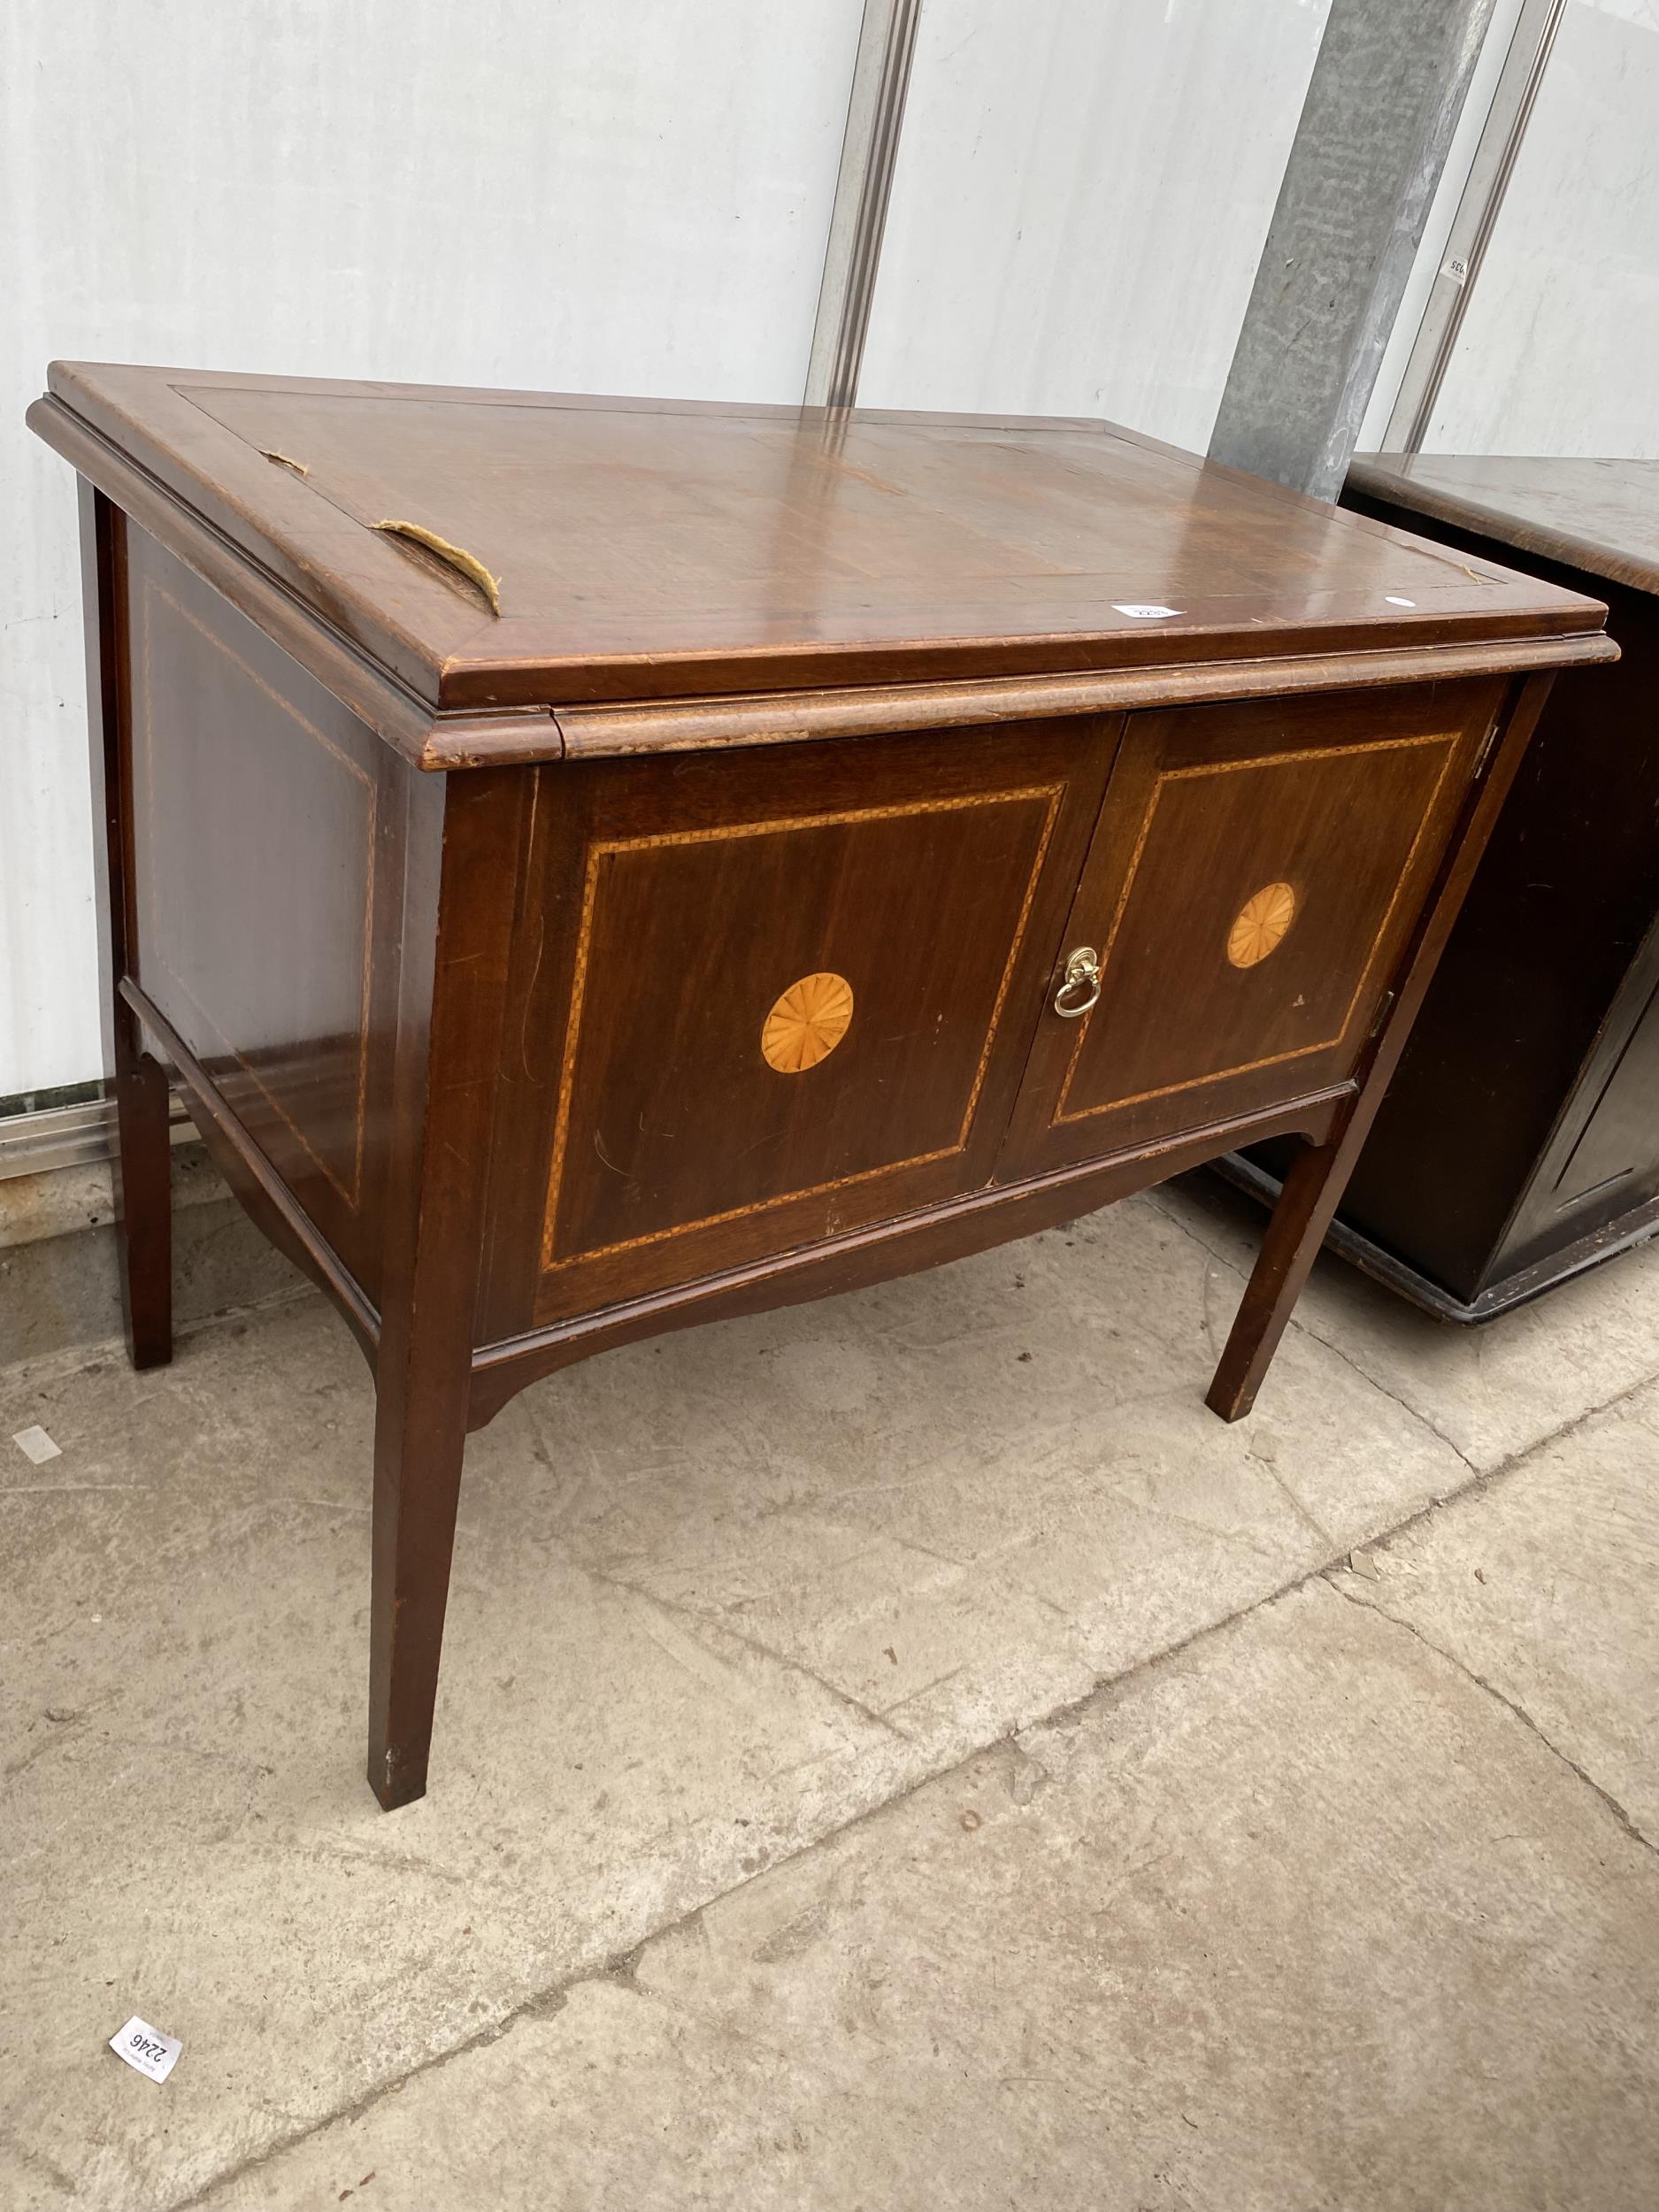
1227, 881, 1297, 970
761, 972, 855, 1073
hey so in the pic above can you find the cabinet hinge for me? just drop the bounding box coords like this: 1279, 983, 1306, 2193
1368, 990, 1397, 1042
1473, 718, 1503, 779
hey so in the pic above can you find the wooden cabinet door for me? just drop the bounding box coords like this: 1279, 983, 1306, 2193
491, 718, 1114, 1331
1000, 679, 1503, 1177
1500, 911, 1659, 1273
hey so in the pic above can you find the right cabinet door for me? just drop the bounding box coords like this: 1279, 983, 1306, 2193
1001, 678, 1502, 1177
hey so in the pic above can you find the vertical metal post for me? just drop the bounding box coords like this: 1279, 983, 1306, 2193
803, 0, 924, 411
1209, 0, 1501, 502
1384, 0, 1568, 453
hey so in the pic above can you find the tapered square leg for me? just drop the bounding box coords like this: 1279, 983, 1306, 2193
1206, 1134, 1340, 1423
366, 1363, 469, 1809
361, 767, 526, 1809
111, 1036, 173, 1369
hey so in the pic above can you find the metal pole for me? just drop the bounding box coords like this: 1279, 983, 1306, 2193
803, 0, 924, 411
1385, 0, 1568, 453
1209, 0, 1502, 502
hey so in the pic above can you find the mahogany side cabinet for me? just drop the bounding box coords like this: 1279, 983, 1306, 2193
28, 365, 1611, 1807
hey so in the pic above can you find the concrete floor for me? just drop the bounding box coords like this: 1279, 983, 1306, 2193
4, 1174, 1658, 2209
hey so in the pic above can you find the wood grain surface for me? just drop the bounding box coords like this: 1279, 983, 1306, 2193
1349, 453, 1659, 600
31, 365, 1609, 721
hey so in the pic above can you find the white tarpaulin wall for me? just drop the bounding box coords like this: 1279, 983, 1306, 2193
1, 0, 1653, 1100
0, 0, 864, 1097
1423, 0, 1659, 457
856, 0, 1333, 451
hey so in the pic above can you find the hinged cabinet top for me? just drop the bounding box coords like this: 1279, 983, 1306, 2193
33, 364, 1609, 725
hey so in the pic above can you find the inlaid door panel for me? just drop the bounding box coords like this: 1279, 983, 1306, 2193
1002, 680, 1502, 1174
488, 718, 1116, 1333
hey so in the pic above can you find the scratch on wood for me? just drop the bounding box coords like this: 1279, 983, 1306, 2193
593, 1128, 626, 1176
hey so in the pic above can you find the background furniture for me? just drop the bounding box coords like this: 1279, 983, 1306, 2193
30, 365, 1608, 1803
1242, 456, 1657, 1323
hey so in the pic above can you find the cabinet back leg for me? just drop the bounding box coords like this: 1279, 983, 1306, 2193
80, 478, 172, 1371
113, 1041, 173, 1369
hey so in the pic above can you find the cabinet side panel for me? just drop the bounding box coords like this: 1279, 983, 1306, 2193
124, 525, 403, 1302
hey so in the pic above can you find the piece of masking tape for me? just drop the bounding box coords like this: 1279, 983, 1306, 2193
259, 449, 310, 477
372, 518, 502, 615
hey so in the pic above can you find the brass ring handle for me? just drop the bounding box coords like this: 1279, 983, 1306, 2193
1053, 945, 1102, 1019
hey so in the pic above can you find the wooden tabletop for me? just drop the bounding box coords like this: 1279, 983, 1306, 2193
32, 365, 1608, 715
1348, 453, 1659, 600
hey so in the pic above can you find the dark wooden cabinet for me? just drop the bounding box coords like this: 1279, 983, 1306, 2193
1247, 455, 1659, 1321
29, 365, 1609, 1804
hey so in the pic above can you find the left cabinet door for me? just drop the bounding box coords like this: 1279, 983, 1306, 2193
483, 718, 1115, 1333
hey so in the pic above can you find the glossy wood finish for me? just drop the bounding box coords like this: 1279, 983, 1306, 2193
29, 365, 1607, 727
35, 372, 1611, 1806
1285, 456, 1659, 1319
446, 633, 1613, 766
